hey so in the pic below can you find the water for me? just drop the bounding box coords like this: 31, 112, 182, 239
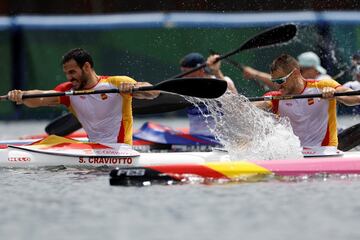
1, 118, 360, 240
186, 93, 302, 160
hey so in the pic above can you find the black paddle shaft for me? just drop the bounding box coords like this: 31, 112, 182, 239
1, 77, 227, 100
173, 24, 297, 79
135, 78, 227, 99
248, 90, 360, 102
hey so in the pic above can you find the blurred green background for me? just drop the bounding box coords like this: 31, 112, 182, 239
1, 13, 360, 119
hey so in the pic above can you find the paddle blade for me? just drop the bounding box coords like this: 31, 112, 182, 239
239, 24, 297, 52
338, 123, 360, 151
45, 113, 82, 136
133, 93, 192, 115
155, 78, 228, 98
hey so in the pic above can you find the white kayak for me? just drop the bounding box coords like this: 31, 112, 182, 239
0, 135, 226, 168
1, 135, 360, 179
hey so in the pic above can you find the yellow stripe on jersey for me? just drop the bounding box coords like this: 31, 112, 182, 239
104, 76, 136, 91
307, 79, 340, 89
121, 92, 134, 145
307, 79, 340, 146
101, 76, 136, 145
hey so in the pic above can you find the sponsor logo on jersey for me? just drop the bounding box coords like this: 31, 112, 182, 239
101, 93, 108, 100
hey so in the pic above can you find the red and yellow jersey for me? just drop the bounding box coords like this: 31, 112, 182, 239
54, 76, 136, 144
269, 79, 340, 147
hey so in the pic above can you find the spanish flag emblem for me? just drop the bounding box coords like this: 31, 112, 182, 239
101, 93, 108, 100
308, 98, 314, 105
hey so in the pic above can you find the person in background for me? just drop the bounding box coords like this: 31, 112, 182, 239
7, 48, 159, 144
180, 52, 237, 136
180, 52, 238, 94
297, 51, 332, 80
242, 51, 331, 90
255, 54, 360, 148
343, 51, 360, 90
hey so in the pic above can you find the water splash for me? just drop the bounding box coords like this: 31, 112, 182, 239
185, 93, 302, 160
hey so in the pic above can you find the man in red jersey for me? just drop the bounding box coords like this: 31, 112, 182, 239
7, 48, 159, 144
256, 54, 360, 147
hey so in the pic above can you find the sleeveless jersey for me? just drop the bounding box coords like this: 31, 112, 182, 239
54, 76, 136, 144
269, 79, 340, 147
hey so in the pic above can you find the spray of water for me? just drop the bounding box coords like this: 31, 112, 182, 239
185, 92, 303, 160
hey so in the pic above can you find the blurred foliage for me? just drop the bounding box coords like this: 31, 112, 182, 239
0, 30, 12, 118
1, 23, 360, 119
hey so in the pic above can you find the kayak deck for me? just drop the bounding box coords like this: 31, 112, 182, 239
2, 135, 360, 186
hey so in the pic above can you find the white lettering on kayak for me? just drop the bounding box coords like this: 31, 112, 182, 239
78, 157, 133, 165
115, 169, 146, 176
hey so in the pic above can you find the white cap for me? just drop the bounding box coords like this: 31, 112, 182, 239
297, 51, 327, 74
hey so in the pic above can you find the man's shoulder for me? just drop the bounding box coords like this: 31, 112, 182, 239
263, 90, 281, 96
262, 91, 281, 113
99, 76, 137, 87
54, 82, 73, 92
307, 78, 340, 89
101, 76, 137, 83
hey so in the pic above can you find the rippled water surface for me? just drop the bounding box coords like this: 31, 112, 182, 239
1, 118, 360, 240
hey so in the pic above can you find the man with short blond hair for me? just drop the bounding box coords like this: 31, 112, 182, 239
257, 54, 360, 147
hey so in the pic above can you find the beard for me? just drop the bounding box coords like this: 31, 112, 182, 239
71, 71, 88, 90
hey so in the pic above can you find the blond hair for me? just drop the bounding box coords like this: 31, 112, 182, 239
270, 54, 300, 74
